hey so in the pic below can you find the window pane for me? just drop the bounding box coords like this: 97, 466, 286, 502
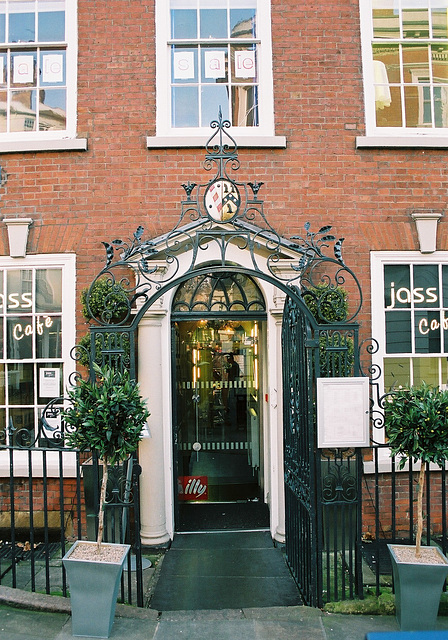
9, 2, 35, 43
230, 9, 256, 38
415, 310, 441, 352
385, 310, 412, 353
432, 44, 448, 82
413, 356, 440, 385
40, 50, 65, 85
36, 269, 62, 312
11, 51, 36, 87
384, 264, 410, 309
7, 316, 33, 358
37, 0, 65, 42
442, 264, 448, 305
171, 9, 197, 39
413, 264, 439, 308
8, 363, 34, 405
201, 46, 227, 83
372, 0, 400, 38
37, 362, 62, 402
373, 44, 401, 82
201, 84, 229, 126
231, 85, 258, 126
199, 9, 227, 38
0, 364, 5, 404
39, 88, 66, 130
404, 84, 423, 126
172, 85, 199, 126
384, 357, 410, 389
376, 85, 402, 125
403, 3, 429, 38
0, 5, 5, 43
10, 407, 34, 445
231, 45, 257, 82
36, 316, 61, 358
432, 1, 448, 38
172, 46, 197, 83
403, 44, 429, 83
7, 269, 32, 311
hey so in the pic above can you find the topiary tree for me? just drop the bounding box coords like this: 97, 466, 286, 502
62, 363, 150, 548
384, 382, 448, 555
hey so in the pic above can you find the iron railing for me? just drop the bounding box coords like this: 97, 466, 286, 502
0, 443, 145, 607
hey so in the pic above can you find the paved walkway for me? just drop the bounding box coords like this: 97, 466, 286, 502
3, 584, 448, 640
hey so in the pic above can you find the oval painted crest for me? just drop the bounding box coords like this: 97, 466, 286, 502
204, 180, 241, 222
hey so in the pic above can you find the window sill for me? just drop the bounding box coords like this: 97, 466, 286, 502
356, 135, 448, 149
0, 138, 88, 153
146, 135, 287, 149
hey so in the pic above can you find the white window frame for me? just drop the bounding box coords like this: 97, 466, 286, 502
0, 1, 87, 154
369, 250, 448, 470
357, 0, 448, 148
149, 0, 285, 148
0, 253, 77, 477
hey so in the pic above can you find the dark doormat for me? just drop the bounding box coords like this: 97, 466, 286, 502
149, 531, 302, 611
178, 501, 270, 532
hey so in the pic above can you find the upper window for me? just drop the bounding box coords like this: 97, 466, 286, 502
0, 0, 77, 141
360, 0, 448, 136
155, 0, 275, 138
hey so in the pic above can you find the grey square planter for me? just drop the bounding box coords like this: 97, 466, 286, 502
388, 543, 448, 631
63, 540, 130, 638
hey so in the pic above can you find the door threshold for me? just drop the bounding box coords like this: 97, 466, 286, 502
176, 528, 270, 535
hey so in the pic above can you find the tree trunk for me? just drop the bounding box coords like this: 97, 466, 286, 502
97, 456, 108, 550
416, 463, 426, 557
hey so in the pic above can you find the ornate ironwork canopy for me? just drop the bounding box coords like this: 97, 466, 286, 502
83, 110, 362, 330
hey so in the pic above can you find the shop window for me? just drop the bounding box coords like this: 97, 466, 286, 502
359, 0, 448, 137
155, 0, 275, 139
372, 253, 448, 393
0, 0, 78, 144
0, 255, 75, 448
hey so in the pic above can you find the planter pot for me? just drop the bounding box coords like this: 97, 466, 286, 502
63, 540, 130, 638
388, 544, 448, 631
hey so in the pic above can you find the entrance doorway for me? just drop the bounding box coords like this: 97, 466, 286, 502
171, 272, 268, 531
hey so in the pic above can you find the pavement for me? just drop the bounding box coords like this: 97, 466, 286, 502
3, 585, 448, 640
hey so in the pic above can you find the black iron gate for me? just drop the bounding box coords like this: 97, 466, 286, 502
282, 288, 365, 607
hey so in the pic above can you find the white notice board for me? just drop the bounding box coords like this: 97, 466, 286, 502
317, 377, 370, 448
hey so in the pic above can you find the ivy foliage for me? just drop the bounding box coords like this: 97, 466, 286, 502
81, 277, 129, 324
62, 363, 150, 466
384, 382, 448, 469
304, 284, 354, 377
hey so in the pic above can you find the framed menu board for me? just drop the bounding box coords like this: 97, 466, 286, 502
317, 377, 370, 448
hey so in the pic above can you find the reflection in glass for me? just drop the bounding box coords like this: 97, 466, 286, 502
385, 310, 412, 353
171, 8, 197, 39
402, 4, 429, 38
9, 3, 35, 43
10, 408, 34, 446
413, 357, 440, 386
415, 310, 441, 353
10, 89, 36, 131
8, 362, 34, 405
36, 269, 62, 312
39, 89, 66, 130
0, 90, 6, 131
172, 85, 199, 127
404, 84, 422, 126
36, 316, 61, 358
402, 45, 429, 83
384, 357, 410, 389
7, 269, 32, 310
0, 363, 5, 404
432, 2, 448, 38
232, 85, 257, 126
0, 11, 5, 43
200, 9, 227, 38
372, 0, 400, 38
432, 44, 448, 82
373, 44, 400, 83
230, 9, 256, 38
7, 316, 33, 359
201, 84, 229, 126
38, 1, 65, 42
413, 264, 439, 307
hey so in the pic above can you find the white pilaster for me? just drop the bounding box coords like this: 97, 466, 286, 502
138, 310, 171, 546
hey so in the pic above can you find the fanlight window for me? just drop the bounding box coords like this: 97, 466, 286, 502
172, 272, 265, 314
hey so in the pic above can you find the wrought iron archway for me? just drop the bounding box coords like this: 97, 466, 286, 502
72, 111, 366, 607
